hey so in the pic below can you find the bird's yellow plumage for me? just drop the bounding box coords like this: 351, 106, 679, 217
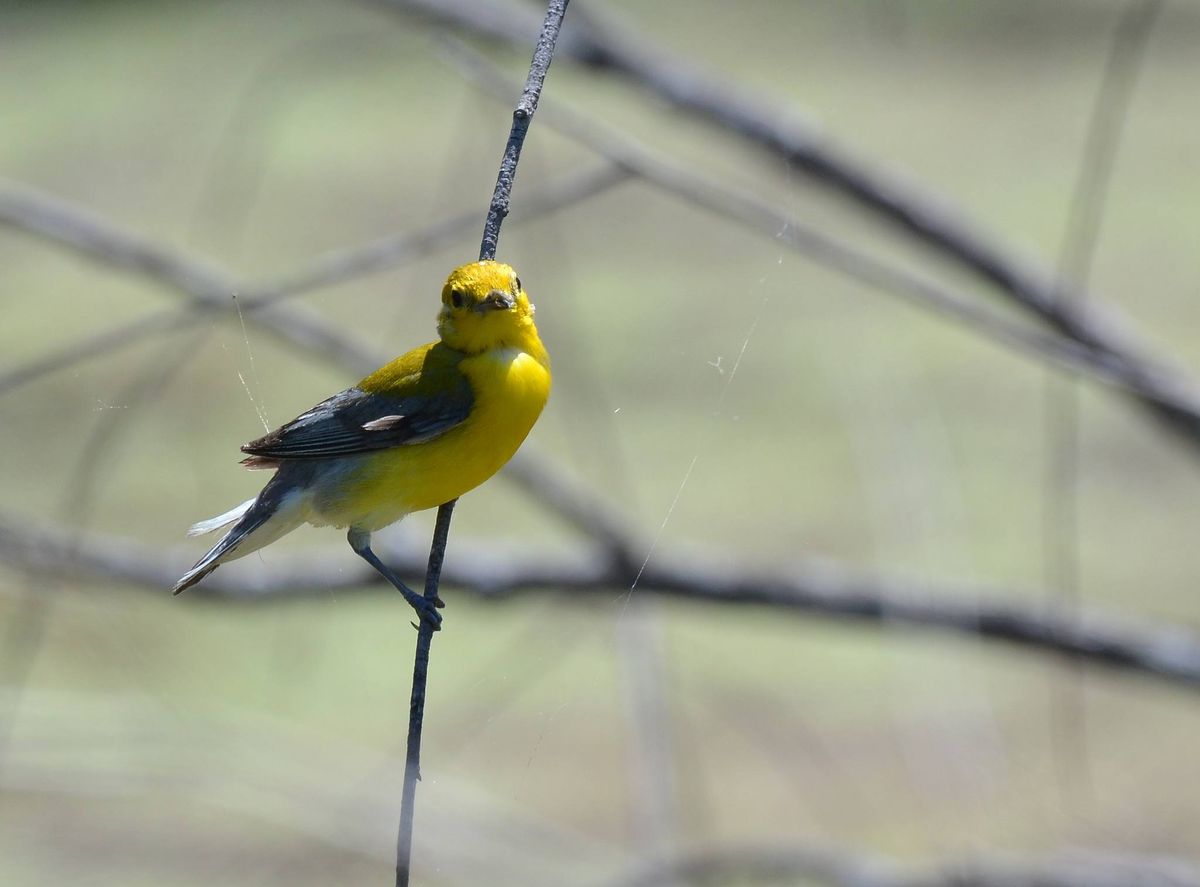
174, 261, 550, 625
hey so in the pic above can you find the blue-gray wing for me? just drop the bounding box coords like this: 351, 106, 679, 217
240, 378, 473, 461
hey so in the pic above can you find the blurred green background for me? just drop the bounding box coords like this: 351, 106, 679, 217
2, 1, 1200, 884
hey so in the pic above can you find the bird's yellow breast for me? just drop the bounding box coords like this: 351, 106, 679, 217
330, 346, 550, 531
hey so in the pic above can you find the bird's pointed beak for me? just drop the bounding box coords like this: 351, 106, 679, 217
476, 289, 516, 312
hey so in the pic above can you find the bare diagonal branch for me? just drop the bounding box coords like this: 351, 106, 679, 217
598, 844, 1200, 887
0, 164, 628, 394
373, 0, 1200, 457
441, 41, 1200, 457
5, 514, 1200, 692
0, 171, 641, 566
0, 182, 379, 382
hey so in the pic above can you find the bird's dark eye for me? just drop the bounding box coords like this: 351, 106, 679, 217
513, 276, 522, 293
450, 289, 465, 309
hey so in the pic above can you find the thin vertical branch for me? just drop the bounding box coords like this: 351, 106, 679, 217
395, 498, 455, 886
395, 1, 570, 884
617, 601, 680, 864
1043, 0, 1162, 799
479, 0, 569, 261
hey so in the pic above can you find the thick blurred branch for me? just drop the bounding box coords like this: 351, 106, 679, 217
502, 449, 638, 563
370, 0, 1200, 457
0, 182, 380, 385
14, 689, 1195, 887
599, 843, 890, 887
437, 42, 1200, 462
1, 687, 621, 884
0, 164, 628, 394
599, 844, 1200, 887
1, 1, 1197, 712
0, 172, 648, 572
6, 514, 1200, 692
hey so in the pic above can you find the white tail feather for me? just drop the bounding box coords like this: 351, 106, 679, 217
187, 498, 255, 537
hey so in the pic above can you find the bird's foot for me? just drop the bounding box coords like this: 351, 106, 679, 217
402, 589, 444, 630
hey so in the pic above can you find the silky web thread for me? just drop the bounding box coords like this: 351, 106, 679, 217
625, 241, 785, 603
475, 260, 780, 802
447, 233, 790, 776
231, 292, 271, 432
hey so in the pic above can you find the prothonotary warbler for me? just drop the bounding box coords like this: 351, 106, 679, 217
174, 260, 550, 628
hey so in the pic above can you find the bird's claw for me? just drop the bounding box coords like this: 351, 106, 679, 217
407, 594, 443, 630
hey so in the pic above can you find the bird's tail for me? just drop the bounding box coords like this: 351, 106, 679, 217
173, 478, 307, 595
186, 498, 255, 538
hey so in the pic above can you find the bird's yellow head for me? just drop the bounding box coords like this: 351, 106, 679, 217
437, 260, 543, 358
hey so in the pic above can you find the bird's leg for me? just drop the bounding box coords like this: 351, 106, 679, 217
348, 528, 444, 629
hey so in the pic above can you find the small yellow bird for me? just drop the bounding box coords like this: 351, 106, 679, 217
174, 260, 550, 628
